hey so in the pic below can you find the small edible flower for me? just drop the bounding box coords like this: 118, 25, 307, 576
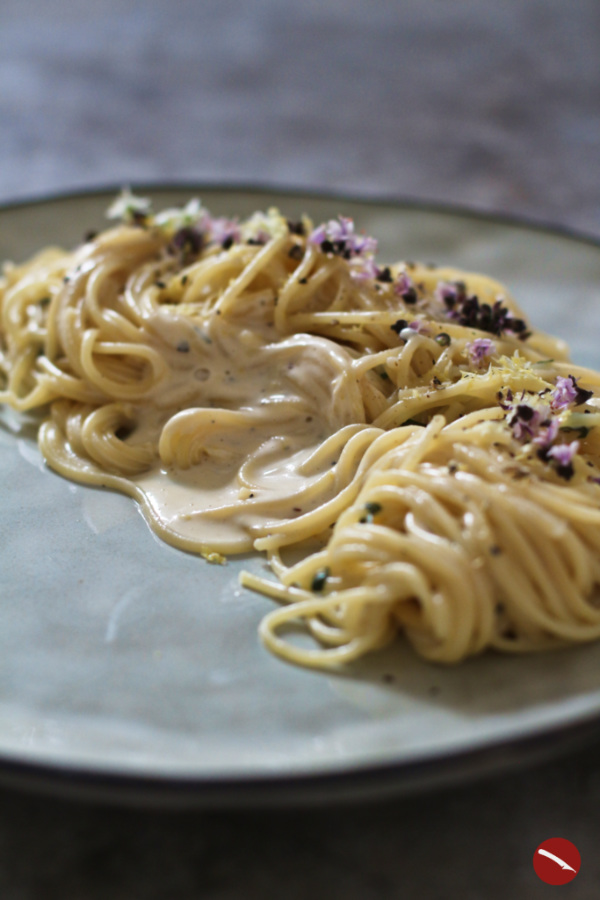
508, 402, 551, 443
241, 208, 287, 245
436, 281, 462, 306
467, 337, 495, 365
407, 319, 429, 335
309, 217, 378, 261
540, 439, 579, 480
106, 188, 151, 224
208, 216, 242, 249
504, 391, 580, 479
505, 397, 558, 449
350, 256, 380, 282
394, 271, 418, 304
154, 197, 205, 231
550, 374, 593, 411
546, 440, 579, 468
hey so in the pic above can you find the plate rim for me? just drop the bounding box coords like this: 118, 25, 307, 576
2, 179, 600, 254
2, 181, 600, 808
0, 713, 598, 809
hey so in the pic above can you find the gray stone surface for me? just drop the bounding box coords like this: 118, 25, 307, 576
1, 1, 600, 897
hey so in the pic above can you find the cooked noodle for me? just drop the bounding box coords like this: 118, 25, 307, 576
3, 191, 600, 669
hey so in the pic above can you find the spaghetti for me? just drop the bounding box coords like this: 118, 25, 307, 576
2, 190, 600, 669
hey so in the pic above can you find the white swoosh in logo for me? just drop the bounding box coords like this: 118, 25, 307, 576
537, 849, 577, 872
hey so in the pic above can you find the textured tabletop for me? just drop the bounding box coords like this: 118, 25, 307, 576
1, 1, 600, 897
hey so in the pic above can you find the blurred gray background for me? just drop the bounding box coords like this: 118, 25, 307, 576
1, 1, 600, 898
2, 0, 599, 233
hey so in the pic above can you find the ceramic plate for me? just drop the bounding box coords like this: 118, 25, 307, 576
2, 186, 600, 807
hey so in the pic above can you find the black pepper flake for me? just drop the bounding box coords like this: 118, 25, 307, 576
293, 507, 302, 513
287, 220, 306, 236
249, 493, 254, 498
390, 319, 408, 335
288, 244, 304, 260
556, 463, 575, 481
359, 501, 382, 524
298, 277, 308, 285
574, 382, 594, 406
432, 376, 442, 387
376, 266, 393, 283
515, 404, 535, 422
176, 341, 190, 353
222, 236, 234, 250
401, 287, 418, 305
311, 568, 330, 592
489, 545, 502, 556
445, 284, 528, 338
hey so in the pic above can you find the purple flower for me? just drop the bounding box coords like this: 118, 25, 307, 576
208, 216, 242, 248
546, 441, 579, 467
551, 376, 578, 410
309, 217, 378, 259
551, 374, 593, 410
309, 223, 327, 245
467, 338, 495, 365
507, 402, 554, 443
324, 216, 354, 243
435, 281, 463, 307
508, 405, 543, 441
394, 272, 413, 294
350, 256, 380, 282
532, 417, 559, 448
393, 270, 418, 304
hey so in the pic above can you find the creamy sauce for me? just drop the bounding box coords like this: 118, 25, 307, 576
126, 307, 364, 552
